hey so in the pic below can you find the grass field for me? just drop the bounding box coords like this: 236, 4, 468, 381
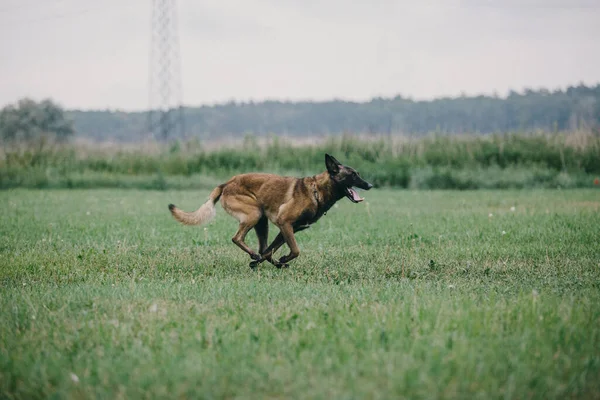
1, 187, 599, 399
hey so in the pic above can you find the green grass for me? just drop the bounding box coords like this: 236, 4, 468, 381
1, 188, 599, 399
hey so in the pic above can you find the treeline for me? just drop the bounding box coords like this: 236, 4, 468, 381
2, 133, 599, 190
69, 84, 600, 141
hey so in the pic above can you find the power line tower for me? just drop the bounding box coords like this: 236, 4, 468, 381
148, 0, 184, 142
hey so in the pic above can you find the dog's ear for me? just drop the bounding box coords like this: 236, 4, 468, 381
325, 154, 341, 174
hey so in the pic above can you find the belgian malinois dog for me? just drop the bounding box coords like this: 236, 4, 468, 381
168, 154, 373, 268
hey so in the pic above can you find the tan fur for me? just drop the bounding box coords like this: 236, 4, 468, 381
168, 185, 223, 225
168, 155, 372, 268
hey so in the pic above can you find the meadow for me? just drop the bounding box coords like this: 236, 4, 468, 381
1, 187, 599, 399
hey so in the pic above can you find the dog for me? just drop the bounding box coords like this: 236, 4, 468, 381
168, 154, 373, 268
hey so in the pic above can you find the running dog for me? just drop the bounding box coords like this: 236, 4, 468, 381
168, 154, 373, 268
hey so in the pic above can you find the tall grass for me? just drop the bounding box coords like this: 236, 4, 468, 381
1, 131, 599, 190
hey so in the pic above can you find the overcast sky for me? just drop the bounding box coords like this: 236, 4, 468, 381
1, 0, 599, 111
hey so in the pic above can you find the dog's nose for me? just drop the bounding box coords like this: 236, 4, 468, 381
367, 183, 373, 190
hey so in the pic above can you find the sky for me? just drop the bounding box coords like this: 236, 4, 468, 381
1, 0, 599, 111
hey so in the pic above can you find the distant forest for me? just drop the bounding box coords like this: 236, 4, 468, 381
69, 84, 600, 142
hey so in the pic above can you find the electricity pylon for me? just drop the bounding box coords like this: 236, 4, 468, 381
148, 0, 184, 141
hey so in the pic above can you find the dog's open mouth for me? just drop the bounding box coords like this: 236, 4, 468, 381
346, 187, 364, 203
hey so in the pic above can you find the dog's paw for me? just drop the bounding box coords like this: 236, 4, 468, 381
250, 253, 261, 261
249, 260, 259, 269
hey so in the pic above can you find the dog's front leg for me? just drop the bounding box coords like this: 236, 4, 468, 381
251, 233, 286, 268
251, 224, 304, 269
276, 223, 300, 266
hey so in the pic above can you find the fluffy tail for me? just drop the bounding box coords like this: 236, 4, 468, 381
168, 185, 224, 226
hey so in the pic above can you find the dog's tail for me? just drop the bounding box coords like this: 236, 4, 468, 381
168, 184, 224, 226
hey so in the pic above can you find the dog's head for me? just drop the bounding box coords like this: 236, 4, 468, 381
325, 154, 373, 203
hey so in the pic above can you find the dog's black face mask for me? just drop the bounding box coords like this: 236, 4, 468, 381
325, 154, 373, 203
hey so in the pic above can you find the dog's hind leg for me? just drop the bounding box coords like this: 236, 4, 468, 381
232, 220, 261, 261
255, 216, 269, 254
222, 195, 264, 263
249, 216, 269, 269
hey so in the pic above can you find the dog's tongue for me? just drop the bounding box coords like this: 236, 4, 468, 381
349, 188, 364, 202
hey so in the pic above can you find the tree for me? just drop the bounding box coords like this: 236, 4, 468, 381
0, 98, 74, 144
58, 84, 600, 141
